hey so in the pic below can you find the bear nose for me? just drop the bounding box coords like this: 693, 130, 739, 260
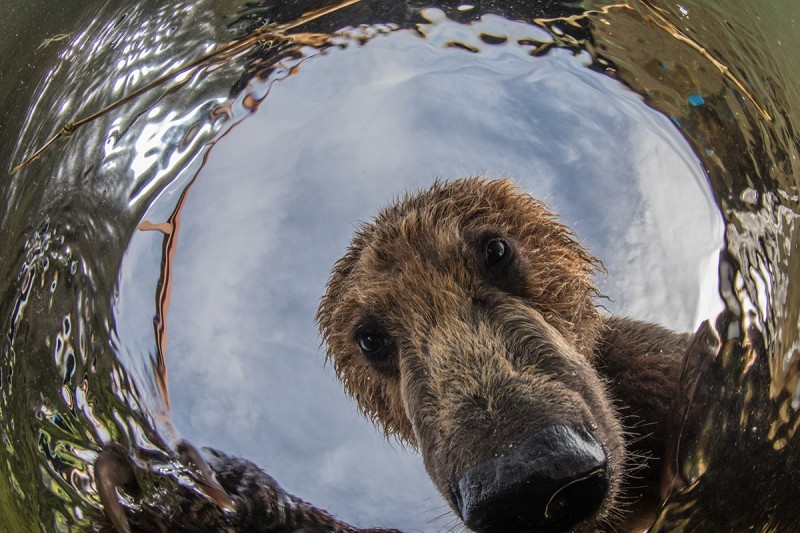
456, 424, 608, 533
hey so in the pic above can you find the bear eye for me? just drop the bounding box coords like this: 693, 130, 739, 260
358, 332, 387, 354
485, 239, 511, 268
355, 325, 395, 366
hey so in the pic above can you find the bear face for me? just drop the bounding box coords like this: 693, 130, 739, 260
318, 178, 630, 532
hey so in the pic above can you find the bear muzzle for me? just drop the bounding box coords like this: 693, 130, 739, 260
455, 424, 609, 533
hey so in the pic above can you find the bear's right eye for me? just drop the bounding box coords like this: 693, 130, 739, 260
358, 332, 387, 354
354, 325, 395, 368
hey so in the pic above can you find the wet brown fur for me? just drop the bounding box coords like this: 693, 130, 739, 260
317, 177, 687, 531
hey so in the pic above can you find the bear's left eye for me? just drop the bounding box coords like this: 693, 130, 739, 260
485, 238, 512, 268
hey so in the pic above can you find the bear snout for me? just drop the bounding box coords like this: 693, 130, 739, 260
456, 424, 609, 533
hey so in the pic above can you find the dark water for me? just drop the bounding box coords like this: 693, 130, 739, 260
0, 0, 797, 531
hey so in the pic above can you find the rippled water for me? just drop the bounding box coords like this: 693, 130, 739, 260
0, 0, 798, 531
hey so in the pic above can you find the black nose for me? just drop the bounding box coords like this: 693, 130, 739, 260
456, 425, 609, 533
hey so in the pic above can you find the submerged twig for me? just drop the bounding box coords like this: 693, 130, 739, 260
635, 0, 771, 121
533, 3, 634, 27
534, 2, 771, 122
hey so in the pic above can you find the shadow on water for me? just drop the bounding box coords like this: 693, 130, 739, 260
0, 0, 798, 531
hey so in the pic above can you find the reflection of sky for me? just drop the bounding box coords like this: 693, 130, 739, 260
118, 23, 722, 532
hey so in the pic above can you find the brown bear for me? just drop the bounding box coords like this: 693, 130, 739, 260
317, 177, 690, 532
96, 177, 690, 532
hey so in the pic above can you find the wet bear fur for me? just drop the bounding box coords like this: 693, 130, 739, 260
97, 177, 688, 533
317, 177, 688, 532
